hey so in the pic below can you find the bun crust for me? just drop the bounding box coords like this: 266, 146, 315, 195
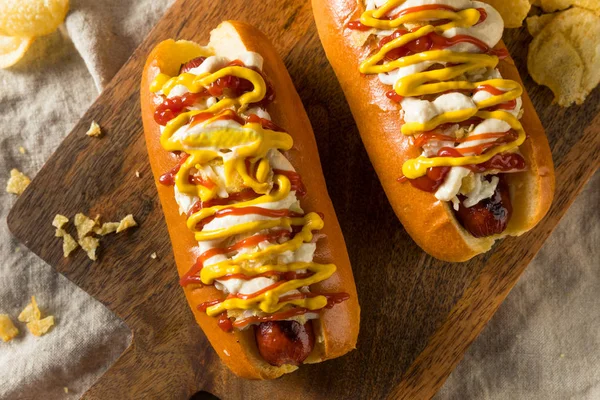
141, 21, 359, 379
312, 0, 555, 262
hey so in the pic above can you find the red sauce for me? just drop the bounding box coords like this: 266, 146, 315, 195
476, 84, 517, 110
179, 230, 292, 287
246, 114, 285, 132
159, 153, 190, 185
217, 312, 233, 332
231, 293, 350, 330
233, 307, 311, 330
187, 189, 262, 217
195, 207, 304, 231
273, 169, 307, 197
380, 31, 498, 61
347, 20, 371, 31
475, 8, 487, 25
179, 57, 207, 74
154, 91, 209, 126
206, 60, 275, 107
402, 165, 451, 192
188, 174, 216, 189
189, 109, 246, 127
468, 152, 526, 173
386, 90, 404, 103
391, 4, 456, 18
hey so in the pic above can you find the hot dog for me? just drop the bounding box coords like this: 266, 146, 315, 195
312, 0, 555, 261
140, 21, 360, 379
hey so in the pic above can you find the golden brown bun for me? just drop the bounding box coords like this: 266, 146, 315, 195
141, 21, 360, 379
312, 0, 555, 262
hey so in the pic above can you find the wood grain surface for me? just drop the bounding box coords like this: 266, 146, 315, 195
7, 0, 600, 399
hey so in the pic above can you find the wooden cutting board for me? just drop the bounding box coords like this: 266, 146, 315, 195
7, 0, 600, 399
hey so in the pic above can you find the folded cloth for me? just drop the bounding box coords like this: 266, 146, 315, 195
0, 1, 173, 398
436, 171, 600, 400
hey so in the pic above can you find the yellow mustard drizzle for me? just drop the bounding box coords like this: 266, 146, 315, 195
358, 0, 525, 180
151, 54, 336, 317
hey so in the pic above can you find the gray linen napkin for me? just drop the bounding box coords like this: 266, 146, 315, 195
0, 1, 598, 399
0, 1, 173, 398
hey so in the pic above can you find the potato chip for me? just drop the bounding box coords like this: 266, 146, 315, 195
0, 0, 69, 37
0, 314, 19, 342
62, 232, 78, 257
531, 0, 542, 5
79, 236, 99, 261
95, 222, 120, 235
482, 0, 531, 27
528, 7, 600, 106
27, 316, 54, 337
527, 13, 558, 36
6, 168, 31, 195
18, 296, 41, 323
116, 214, 138, 233
540, 0, 600, 14
86, 121, 102, 138
52, 214, 69, 229
0, 35, 33, 69
74, 213, 96, 239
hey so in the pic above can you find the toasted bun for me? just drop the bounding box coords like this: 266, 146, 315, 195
312, 0, 555, 262
141, 21, 360, 379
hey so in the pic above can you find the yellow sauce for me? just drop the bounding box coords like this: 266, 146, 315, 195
151, 48, 335, 317
358, 1, 525, 180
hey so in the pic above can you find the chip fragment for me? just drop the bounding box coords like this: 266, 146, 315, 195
79, 236, 99, 261
528, 7, 600, 106
19, 296, 55, 337
61, 231, 79, 257
0, 314, 19, 342
74, 213, 96, 239
18, 296, 41, 323
0, 35, 34, 69
116, 214, 138, 233
94, 222, 120, 235
27, 316, 55, 337
482, 0, 531, 27
52, 214, 69, 229
526, 13, 558, 36
6, 168, 31, 195
86, 121, 102, 138
0, 0, 70, 37
538, 0, 600, 14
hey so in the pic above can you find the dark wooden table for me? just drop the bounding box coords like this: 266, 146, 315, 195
7, 0, 600, 399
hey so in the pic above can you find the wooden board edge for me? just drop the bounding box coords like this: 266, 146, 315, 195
388, 124, 600, 399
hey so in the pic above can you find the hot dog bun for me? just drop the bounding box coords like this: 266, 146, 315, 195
312, 0, 555, 262
141, 21, 359, 379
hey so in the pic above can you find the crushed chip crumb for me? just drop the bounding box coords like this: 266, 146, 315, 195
27, 316, 55, 337
116, 214, 137, 233
94, 222, 120, 236
18, 297, 55, 337
6, 168, 31, 195
135, 171, 140, 178
74, 213, 96, 239
0, 314, 19, 342
18, 146, 26, 154
18, 296, 41, 323
64, 387, 69, 394
150, 252, 157, 259
79, 236, 99, 261
86, 121, 102, 137
52, 214, 69, 229
62, 232, 79, 257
